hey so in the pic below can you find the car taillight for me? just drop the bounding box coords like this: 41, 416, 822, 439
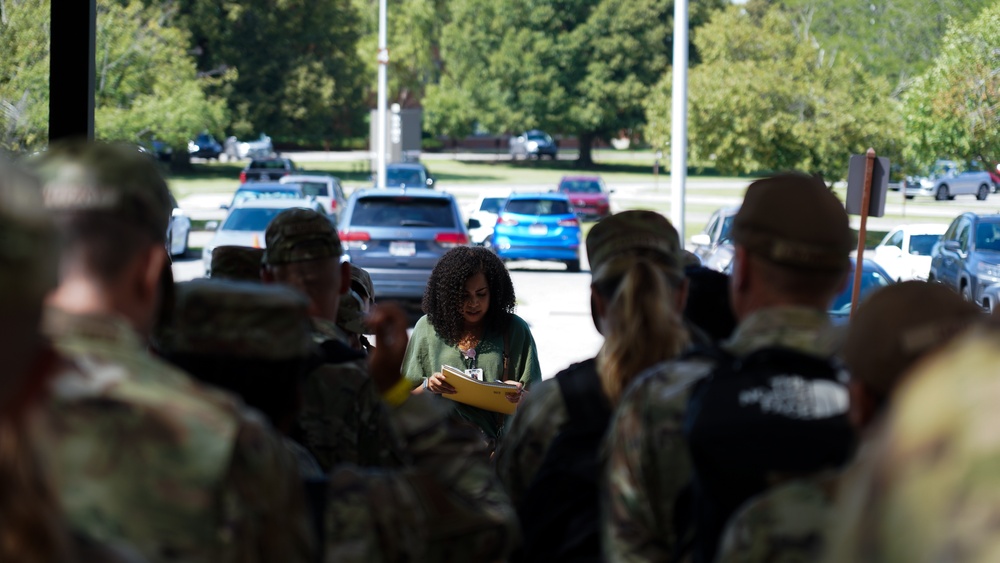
557, 218, 579, 227
340, 231, 371, 249
435, 232, 469, 248
239, 171, 247, 183
497, 216, 519, 226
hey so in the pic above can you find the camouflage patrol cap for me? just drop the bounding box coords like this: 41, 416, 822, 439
210, 246, 264, 282
262, 208, 342, 265
162, 279, 313, 361
31, 140, 173, 243
732, 173, 852, 271
350, 265, 374, 301
586, 210, 684, 281
337, 290, 368, 335
844, 281, 982, 398
0, 158, 58, 304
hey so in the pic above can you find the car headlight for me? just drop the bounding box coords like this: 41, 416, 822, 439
920, 179, 935, 188
977, 262, 1000, 283
527, 141, 538, 150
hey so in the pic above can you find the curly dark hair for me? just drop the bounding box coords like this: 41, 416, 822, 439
423, 246, 516, 344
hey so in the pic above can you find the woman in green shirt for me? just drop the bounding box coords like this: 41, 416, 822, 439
403, 246, 541, 442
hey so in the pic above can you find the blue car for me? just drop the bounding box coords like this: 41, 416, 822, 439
492, 193, 582, 271
929, 212, 1000, 305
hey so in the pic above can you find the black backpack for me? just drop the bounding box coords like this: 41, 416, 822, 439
675, 346, 856, 563
513, 359, 610, 563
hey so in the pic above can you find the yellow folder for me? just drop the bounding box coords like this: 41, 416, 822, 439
439, 364, 520, 415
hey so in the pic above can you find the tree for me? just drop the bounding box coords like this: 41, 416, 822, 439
0, 0, 51, 151
646, 2, 902, 180
900, 3, 1000, 170
424, 0, 726, 166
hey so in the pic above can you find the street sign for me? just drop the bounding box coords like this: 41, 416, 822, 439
846, 154, 889, 217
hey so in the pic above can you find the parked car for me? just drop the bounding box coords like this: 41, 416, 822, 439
557, 176, 612, 220
509, 130, 558, 160
466, 194, 509, 246
281, 174, 347, 221
338, 188, 473, 301
904, 159, 993, 201
381, 162, 435, 189
867, 223, 947, 281
828, 258, 895, 321
167, 193, 191, 258
187, 133, 223, 160
223, 134, 274, 161
492, 193, 582, 271
202, 198, 324, 276
240, 158, 298, 183
929, 212, 1000, 305
223, 183, 304, 210
690, 206, 740, 267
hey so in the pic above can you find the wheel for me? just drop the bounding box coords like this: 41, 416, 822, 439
905, 195, 915, 200
483, 235, 494, 251
978, 184, 990, 201
565, 259, 581, 273
962, 283, 972, 302
935, 184, 950, 201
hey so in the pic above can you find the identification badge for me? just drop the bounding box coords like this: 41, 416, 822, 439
465, 368, 484, 381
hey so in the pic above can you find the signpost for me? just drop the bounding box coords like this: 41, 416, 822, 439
845, 149, 889, 318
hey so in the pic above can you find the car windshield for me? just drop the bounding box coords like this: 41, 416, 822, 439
386, 168, 426, 187
505, 199, 571, 215
718, 215, 736, 244
297, 182, 330, 197
526, 132, 551, 142
350, 197, 455, 227
929, 161, 958, 176
250, 160, 290, 169
909, 234, 941, 255
232, 188, 301, 206
480, 198, 505, 213
221, 207, 292, 231
829, 266, 891, 314
560, 180, 602, 193
975, 222, 1000, 251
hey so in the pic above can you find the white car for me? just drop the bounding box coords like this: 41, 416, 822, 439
904, 160, 994, 201
868, 223, 947, 281
167, 194, 191, 258
466, 194, 508, 246
202, 198, 324, 276
280, 174, 348, 222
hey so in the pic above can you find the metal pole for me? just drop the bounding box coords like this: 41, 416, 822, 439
49, 0, 96, 141
376, 0, 388, 188
670, 0, 689, 240
850, 148, 876, 319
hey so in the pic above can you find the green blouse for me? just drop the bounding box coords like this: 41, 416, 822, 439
402, 313, 542, 439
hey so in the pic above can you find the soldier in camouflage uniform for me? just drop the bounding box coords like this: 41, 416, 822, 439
209, 245, 264, 281
337, 265, 376, 353
716, 281, 981, 562
261, 208, 400, 470
29, 141, 313, 563
602, 173, 854, 561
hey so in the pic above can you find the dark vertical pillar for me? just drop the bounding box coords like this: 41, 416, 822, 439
49, 0, 96, 141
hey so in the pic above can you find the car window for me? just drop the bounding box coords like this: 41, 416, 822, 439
886, 230, 903, 249
909, 234, 940, 256
975, 222, 1000, 251
829, 266, 891, 313
504, 198, 570, 215
559, 180, 603, 193
298, 182, 330, 197
250, 160, 290, 169
526, 132, 551, 143
233, 189, 301, 206
957, 221, 971, 252
718, 215, 736, 244
480, 198, 505, 213
221, 207, 289, 231
350, 197, 456, 227
386, 168, 426, 187
702, 214, 720, 243
943, 218, 959, 240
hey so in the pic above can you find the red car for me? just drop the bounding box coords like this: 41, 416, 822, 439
557, 175, 612, 220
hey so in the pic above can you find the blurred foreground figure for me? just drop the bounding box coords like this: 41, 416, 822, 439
717, 281, 982, 562
209, 245, 264, 281
30, 141, 312, 562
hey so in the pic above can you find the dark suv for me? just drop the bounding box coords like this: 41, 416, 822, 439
509, 130, 558, 160
338, 188, 478, 301
929, 212, 1000, 304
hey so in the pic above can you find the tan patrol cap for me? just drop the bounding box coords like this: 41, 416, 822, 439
31, 140, 173, 243
586, 210, 684, 281
844, 281, 982, 398
732, 173, 852, 271
350, 265, 374, 301
161, 279, 314, 361
0, 158, 58, 305
262, 208, 342, 265
210, 246, 264, 282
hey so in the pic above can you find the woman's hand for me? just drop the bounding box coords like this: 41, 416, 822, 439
503, 380, 525, 404
426, 372, 457, 394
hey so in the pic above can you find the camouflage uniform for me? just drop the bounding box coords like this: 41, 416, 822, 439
262, 209, 401, 471
30, 142, 313, 563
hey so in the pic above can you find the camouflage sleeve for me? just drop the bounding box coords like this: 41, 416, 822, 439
325, 394, 518, 563
353, 368, 406, 469
219, 413, 315, 563
602, 372, 696, 562
493, 380, 566, 507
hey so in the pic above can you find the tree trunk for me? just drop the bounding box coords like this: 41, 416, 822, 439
576, 132, 595, 168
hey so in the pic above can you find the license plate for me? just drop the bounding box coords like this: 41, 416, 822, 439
389, 241, 416, 257
260, 174, 270, 181
529, 224, 548, 235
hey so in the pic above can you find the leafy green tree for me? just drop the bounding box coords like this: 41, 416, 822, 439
900, 3, 1000, 170
646, 2, 902, 180
424, 0, 726, 166
0, 0, 51, 151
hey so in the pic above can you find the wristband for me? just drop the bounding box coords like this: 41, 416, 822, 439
381, 377, 412, 407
